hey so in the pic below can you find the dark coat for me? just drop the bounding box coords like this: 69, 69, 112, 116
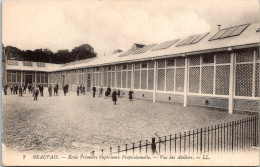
129, 91, 133, 99
112, 91, 117, 101
92, 87, 96, 92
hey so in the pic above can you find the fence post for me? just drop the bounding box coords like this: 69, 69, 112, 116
151, 138, 156, 155
139, 141, 142, 155
254, 117, 257, 146
231, 121, 234, 152
118, 146, 120, 155
200, 128, 203, 153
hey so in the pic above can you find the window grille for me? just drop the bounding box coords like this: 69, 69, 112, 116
166, 68, 174, 91
128, 64, 132, 70
141, 62, 147, 69
175, 68, 185, 92
148, 61, 154, 68
148, 70, 154, 90
7, 60, 18, 65
255, 63, 259, 97
23, 61, 32, 66
108, 72, 111, 86
190, 56, 200, 66
235, 64, 253, 96
157, 69, 165, 91
37, 62, 45, 67
216, 52, 230, 64
189, 67, 200, 93
202, 54, 214, 64
104, 72, 107, 87
236, 49, 254, 62
111, 72, 115, 87
201, 66, 214, 94
141, 70, 147, 89
122, 71, 127, 88
134, 71, 140, 89
117, 71, 121, 88
41, 73, 45, 83
158, 60, 165, 68
135, 63, 140, 69
215, 66, 230, 95
176, 58, 185, 67
167, 59, 175, 67
127, 71, 132, 88
122, 64, 127, 70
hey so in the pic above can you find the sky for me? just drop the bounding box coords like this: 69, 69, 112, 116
2, 0, 260, 56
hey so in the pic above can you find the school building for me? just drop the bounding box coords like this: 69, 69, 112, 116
2, 23, 260, 114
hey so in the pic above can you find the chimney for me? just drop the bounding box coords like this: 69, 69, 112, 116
218, 25, 222, 31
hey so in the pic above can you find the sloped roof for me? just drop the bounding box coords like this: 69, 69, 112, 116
6, 22, 260, 72
6, 61, 62, 72
54, 22, 260, 72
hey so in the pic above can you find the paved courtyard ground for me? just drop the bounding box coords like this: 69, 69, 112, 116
2, 89, 257, 154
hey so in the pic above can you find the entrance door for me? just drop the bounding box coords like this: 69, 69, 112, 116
87, 74, 91, 92
25, 75, 33, 85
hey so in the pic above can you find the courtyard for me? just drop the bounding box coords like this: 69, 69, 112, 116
2, 89, 257, 154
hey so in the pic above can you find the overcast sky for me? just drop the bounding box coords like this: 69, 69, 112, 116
2, 0, 260, 56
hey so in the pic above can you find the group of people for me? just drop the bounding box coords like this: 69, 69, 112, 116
3, 83, 134, 104
76, 84, 86, 96
48, 84, 60, 96
91, 85, 134, 105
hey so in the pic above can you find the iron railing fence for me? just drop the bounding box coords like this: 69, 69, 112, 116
91, 116, 259, 156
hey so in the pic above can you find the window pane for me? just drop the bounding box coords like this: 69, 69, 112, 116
148, 70, 154, 90
166, 68, 174, 91
235, 64, 253, 96
134, 71, 140, 89
175, 68, 185, 92
201, 66, 214, 94
141, 70, 147, 89
215, 66, 230, 95
189, 67, 200, 93
157, 69, 165, 91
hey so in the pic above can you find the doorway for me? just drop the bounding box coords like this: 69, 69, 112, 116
25, 75, 33, 85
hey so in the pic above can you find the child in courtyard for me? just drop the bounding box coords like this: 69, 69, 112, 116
33, 86, 39, 101
99, 86, 103, 97
104, 90, 109, 99
112, 89, 117, 105
117, 88, 121, 98
128, 89, 133, 101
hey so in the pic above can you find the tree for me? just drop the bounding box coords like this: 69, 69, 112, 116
55, 49, 70, 63
71, 44, 96, 61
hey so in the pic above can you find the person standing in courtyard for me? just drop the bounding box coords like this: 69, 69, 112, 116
77, 85, 80, 96
33, 86, 39, 101
99, 86, 103, 97
23, 83, 27, 94
53, 84, 58, 96
128, 89, 133, 101
18, 85, 23, 97
39, 84, 43, 96
104, 90, 108, 99
92, 85, 96, 98
107, 86, 111, 97
112, 89, 117, 105
10, 84, 13, 94
48, 85, 52, 96
82, 84, 85, 95
56, 83, 59, 95
63, 84, 68, 96
14, 85, 18, 94
3, 84, 8, 95
117, 88, 121, 98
